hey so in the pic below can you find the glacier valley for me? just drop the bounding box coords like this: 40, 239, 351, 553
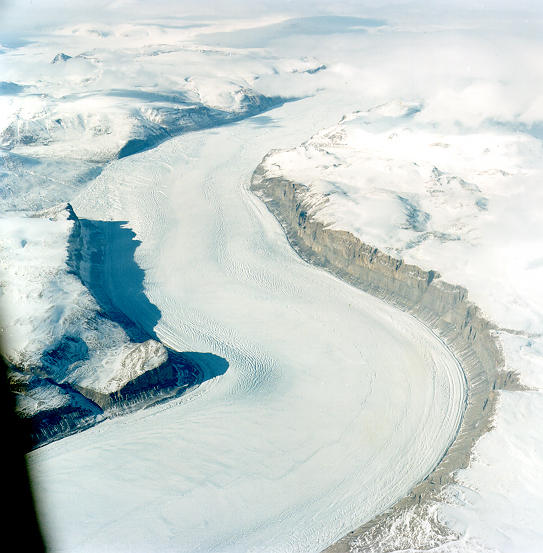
2, 2, 543, 553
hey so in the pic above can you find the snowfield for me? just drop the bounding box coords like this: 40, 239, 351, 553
2, 2, 543, 552
257, 100, 543, 338
27, 95, 465, 553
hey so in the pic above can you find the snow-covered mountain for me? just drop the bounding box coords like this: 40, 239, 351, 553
0, 58, 283, 163
254, 100, 543, 337
0, 202, 201, 446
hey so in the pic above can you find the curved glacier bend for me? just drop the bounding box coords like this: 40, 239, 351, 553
28, 114, 469, 553
249, 165, 524, 551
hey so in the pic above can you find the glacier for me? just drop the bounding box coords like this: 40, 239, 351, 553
28, 104, 466, 551
2, 2, 543, 553
251, 101, 543, 552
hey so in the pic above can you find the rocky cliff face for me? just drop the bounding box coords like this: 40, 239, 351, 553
5, 203, 202, 448
250, 160, 525, 550
71, 340, 179, 410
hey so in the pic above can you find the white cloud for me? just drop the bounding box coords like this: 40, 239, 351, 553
2, 1, 542, 133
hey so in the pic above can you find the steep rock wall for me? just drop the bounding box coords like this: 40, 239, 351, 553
72, 356, 180, 410
250, 161, 524, 551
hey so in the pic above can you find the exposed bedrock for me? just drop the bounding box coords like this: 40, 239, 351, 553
6, 203, 205, 448
8, 368, 103, 449
70, 340, 192, 411
250, 161, 525, 551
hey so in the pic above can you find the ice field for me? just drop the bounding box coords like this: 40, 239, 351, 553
2, 2, 543, 552
27, 96, 465, 552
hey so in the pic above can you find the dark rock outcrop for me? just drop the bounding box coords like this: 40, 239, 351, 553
51, 53, 72, 64
8, 369, 103, 448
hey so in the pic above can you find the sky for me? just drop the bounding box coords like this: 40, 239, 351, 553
1, 0, 542, 31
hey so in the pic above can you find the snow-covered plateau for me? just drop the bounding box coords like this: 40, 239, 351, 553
2, 2, 543, 553
251, 101, 543, 552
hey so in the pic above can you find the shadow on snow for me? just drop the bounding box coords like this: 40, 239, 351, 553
67, 216, 229, 386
